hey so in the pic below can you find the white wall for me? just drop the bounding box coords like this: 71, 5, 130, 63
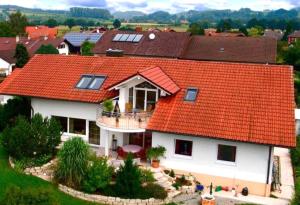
31, 98, 99, 142
0, 58, 13, 76
57, 42, 69, 55
152, 132, 272, 184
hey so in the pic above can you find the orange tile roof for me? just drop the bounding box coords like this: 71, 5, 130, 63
25, 26, 58, 39
0, 55, 295, 147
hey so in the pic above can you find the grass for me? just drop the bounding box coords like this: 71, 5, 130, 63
0, 145, 100, 205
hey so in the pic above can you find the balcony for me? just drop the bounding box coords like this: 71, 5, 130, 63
97, 111, 152, 132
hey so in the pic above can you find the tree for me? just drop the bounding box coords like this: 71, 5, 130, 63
8, 11, 28, 35
239, 26, 248, 36
45, 18, 58, 28
115, 154, 141, 198
35, 44, 59, 54
187, 22, 205, 35
81, 41, 95, 56
248, 26, 264, 37
113, 19, 121, 29
0, 22, 14, 37
217, 19, 233, 32
283, 41, 300, 70
64, 18, 76, 30
14, 44, 29, 68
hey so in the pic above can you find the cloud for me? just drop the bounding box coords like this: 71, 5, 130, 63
0, 0, 299, 13
65, 0, 107, 8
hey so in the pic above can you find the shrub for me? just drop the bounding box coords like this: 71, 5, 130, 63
169, 169, 175, 178
291, 137, 300, 167
115, 154, 142, 198
103, 99, 114, 113
140, 168, 155, 184
140, 183, 168, 199
1, 114, 61, 160
54, 137, 90, 189
82, 157, 113, 193
146, 146, 166, 161
1, 185, 59, 205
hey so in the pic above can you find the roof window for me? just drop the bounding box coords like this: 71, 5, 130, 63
112, 34, 143, 43
184, 88, 198, 101
76, 75, 105, 90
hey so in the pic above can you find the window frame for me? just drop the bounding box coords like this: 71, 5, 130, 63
174, 139, 193, 157
75, 75, 106, 90
217, 144, 237, 164
184, 87, 198, 102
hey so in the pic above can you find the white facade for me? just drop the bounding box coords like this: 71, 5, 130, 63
0, 58, 13, 76
152, 132, 273, 184
57, 42, 69, 55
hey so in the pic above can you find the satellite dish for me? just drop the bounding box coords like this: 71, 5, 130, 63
149, 33, 156, 40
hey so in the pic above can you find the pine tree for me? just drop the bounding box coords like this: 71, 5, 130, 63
14, 44, 29, 68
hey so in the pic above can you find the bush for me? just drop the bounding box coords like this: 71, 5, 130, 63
115, 154, 142, 198
1, 185, 59, 205
140, 168, 155, 184
291, 137, 300, 167
1, 114, 61, 160
54, 137, 90, 189
82, 156, 113, 193
140, 183, 168, 199
169, 169, 175, 178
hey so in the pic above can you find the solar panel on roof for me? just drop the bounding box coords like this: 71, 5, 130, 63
64, 33, 102, 46
119, 34, 129, 41
126, 34, 137, 42
132, 34, 143, 42
113, 34, 122, 41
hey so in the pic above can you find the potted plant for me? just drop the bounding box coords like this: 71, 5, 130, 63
146, 146, 166, 168
102, 99, 114, 117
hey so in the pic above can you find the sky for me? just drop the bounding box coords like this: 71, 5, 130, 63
0, 0, 299, 13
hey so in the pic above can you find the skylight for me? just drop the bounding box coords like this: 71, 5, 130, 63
76, 75, 105, 90
184, 88, 198, 101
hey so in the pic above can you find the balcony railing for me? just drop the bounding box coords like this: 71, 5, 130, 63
97, 110, 152, 131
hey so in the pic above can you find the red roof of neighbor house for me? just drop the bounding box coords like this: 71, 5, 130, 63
181, 36, 277, 64
26, 26, 58, 39
289, 30, 300, 38
0, 55, 295, 147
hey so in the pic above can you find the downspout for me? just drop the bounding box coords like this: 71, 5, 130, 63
265, 146, 272, 196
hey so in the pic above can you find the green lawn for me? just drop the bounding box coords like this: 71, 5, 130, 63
0, 145, 100, 205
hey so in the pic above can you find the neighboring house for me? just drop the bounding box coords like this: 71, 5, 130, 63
93, 30, 190, 58
0, 37, 68, 76
288, 30, 300, 45
180, 36, 277, 64
26, 26, 58, 39
0, 55, 295, 197
204, 29, 245, 37
64, 32, 103, 54
263, 29, 283, 41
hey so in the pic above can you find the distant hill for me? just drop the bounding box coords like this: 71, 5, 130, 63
113, 11, 145, 20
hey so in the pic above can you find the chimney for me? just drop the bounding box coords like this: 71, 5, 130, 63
135, 26, 142, 32
106, 49, 124, 57
16, 35, 20, 43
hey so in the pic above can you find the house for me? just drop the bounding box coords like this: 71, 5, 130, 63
0, 36, 68, 76
92, 30, 190, 58
263, 29, 283, 41
180, 36, 277, 64
0, 54, 295, 197
64, 32, 103, 54
26, 26, 58, 39
288, 30, 300, 45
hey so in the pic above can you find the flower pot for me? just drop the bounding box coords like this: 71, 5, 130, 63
151, 160, 160, 168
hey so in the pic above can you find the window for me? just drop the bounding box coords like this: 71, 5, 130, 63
89, 121, 100, 145
133, 34, 143, 42
76, 75, 93, 89
184, 88, 198, 101
175, 139, 193, 156
113, 34, 122, 41
88, 76, 105, 90
52, 116, 68, 132
217, 144, 236, 162
58, 44, 65, 49
112, 34, 143, 43
119, 34, 129, 41
76, 75, 105, 90
69, 118, 86, 135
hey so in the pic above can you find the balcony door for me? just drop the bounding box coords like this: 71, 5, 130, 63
133, 81, 158, 111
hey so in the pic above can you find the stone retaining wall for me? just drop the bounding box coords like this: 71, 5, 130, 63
58, 184, 171, 205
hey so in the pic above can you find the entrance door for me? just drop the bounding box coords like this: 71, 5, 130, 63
135, 90, 145, 110
129, 132, 152, 149
89, 121, 100, 145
